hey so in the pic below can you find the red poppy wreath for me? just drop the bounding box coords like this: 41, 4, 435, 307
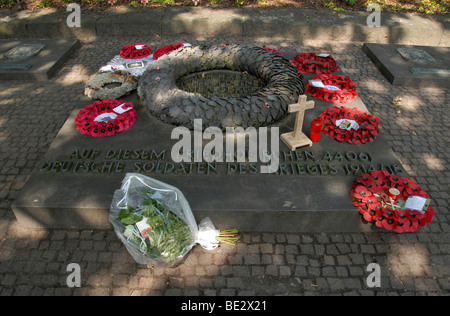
318, 106, 380, 144
152, 43, 185, 61
75, 99, 137, 137
290, 53, 339, 74
351, 170, 435, 233
306, 74, 358, 104
120, 44, 152, 59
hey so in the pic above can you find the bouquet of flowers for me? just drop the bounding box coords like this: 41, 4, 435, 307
110, 174, 238, 266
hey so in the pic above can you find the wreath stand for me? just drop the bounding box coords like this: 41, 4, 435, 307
281, 95, 315, 150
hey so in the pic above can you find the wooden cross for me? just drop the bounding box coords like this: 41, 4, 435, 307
281, 95, 315, 150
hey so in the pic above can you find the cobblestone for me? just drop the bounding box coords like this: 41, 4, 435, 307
0, 36, 448, 297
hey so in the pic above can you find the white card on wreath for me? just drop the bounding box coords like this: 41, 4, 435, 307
113, 103, 133, 114
324, 85, 341, 91
404, 196, 430, 214
336, 119, 360, 131
309, 80, 326, 88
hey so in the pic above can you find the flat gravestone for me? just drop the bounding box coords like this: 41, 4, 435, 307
4, 43, 46, 61
0, 39, 80, 81
12, 55, 407, 233
396, 47, 435, 66
362, 43, 450, 88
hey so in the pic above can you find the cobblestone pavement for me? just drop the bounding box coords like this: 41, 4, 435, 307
0, 36, 449, 296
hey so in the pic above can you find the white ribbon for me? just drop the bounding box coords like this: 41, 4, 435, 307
195, 217, 220, 250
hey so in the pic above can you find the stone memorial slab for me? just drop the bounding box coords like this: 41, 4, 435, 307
0, 39, 80, 81
12, 52, 407, 233
12, 99, 405, 233
4, 43, 45, 61
362, 43, 450, 88
396, 47, 435, 66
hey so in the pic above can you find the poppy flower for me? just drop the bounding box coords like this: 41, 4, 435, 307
357, 174, 382, 193
335, 129, 352, 142
422, 205, 435, 225
362, 209, 376, 222
405, 209, 425, 222
397, 209, 410, 224
396, 209, 423, 233
362, 196, 379, 210
364, 123, 380, 136
352, 198, 365, 208
370, 170, 390, 186
393, 208, 410, 233
397, 177, 413, 188
408, 221, 419, 233
387, 174, 402, 188
346, 108, 364, 120
362, 204, 383, 222
366, 182, 384, 194
349, 134, 362, 145
397, 211, 420, 233
405, 182, 422, 196
353, 185, 373, 201
380, 208, 398, 231
356, 174, 374, 188
357, 173, 370, 182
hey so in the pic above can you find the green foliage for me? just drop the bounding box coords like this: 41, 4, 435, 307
364, 0, 448, 14
323, 0, 344, 11
34, 0, 53, 8
0, 0, 447, 14
116, 191, 194, 263
81, 0, 104, 4
0, 0, 15, 8
151, 0, 174, 4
